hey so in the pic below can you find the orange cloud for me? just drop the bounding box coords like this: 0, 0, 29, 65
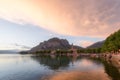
0, 0, 120, 38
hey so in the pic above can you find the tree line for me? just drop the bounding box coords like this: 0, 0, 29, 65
101, 29, 120, 53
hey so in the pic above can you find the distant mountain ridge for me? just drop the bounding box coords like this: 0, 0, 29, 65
29, 37, 83, 52
87, 41, 105, 49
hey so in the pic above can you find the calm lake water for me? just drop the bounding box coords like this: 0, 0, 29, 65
0, 54, 120, 80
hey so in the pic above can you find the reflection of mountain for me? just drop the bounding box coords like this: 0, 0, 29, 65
31, 56, 72, 70
31, 55, 120, 80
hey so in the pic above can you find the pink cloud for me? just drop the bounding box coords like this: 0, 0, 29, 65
75, 40, 94, 48
0, 0, 120, 38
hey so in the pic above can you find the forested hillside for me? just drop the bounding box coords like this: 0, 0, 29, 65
101, 29, 120, 52
77, 29, 120, 54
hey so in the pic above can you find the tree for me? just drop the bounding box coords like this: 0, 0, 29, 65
101, 29, 120, 53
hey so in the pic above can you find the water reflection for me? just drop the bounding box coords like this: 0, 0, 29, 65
0, 54, 53, 80
0, 54, 119, 80
31, 55, 120, 80
31, 56, 103, 71
31, 56, 71, 70
101, 59, 120, 80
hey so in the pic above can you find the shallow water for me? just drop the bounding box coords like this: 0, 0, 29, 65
0, 54, 120, 80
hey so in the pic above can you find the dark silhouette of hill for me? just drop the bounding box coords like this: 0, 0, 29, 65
87, 41, 105, 49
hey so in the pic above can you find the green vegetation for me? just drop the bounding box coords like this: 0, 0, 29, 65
78, 29, 120, 54
56, 50, 73, 54
36, 50, 73, 55
36, 50, 51, 54
101, 29, 120, 53
77, 48, 101, 54
55, 50, 73, 56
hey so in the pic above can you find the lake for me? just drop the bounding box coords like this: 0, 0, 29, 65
0, 54, 120, 80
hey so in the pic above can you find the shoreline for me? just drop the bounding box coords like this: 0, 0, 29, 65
100, 54, 120, 72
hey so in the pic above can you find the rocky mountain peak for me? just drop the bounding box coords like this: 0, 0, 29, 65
29, 37, 71, 52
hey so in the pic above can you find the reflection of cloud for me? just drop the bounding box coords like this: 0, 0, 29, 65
0, 0, 120, 38
48, 70, 109, 80
79, 59, 94, 67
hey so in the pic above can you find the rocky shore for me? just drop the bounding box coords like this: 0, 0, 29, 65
111, 55, 120, 72
101, 54, 120, 72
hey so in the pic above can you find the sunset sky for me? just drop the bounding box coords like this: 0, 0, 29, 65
0, 0, 120, 50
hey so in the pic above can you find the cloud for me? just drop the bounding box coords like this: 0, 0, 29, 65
75, 40, 94, 48
14, 43, 31, 50
0, 0, 120, 38
0, 43, 31, 50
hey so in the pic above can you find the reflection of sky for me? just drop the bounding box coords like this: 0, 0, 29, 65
67, 58, 104, 71
0, 54, 111, 80
0, 54, 53, 80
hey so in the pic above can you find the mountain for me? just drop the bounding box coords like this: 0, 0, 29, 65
29, 37, 83, 53
29, 37, 70, 52
73, 45, 83, 49
87, 41, 105, 49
